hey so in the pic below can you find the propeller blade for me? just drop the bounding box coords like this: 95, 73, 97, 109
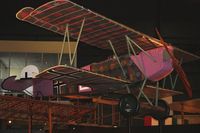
155, 28, 192, 98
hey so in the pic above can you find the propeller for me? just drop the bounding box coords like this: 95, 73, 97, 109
155, 28, 192, 98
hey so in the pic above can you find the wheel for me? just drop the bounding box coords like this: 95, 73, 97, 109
151, 99, 170, 121
118, 94, 140, 117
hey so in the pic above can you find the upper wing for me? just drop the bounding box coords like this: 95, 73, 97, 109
16, 0, 200, 61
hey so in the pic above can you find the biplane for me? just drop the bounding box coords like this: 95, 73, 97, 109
1, 0, 200, 128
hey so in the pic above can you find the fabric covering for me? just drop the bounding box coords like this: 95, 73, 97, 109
131, 46, 174, 81
90, 55, 144, 83
33, 78, 53, 97
1, 76, 32, 91
16, 0, 160, 55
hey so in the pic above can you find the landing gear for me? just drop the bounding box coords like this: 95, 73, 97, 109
118, 95, 170, 133
118, 94, 140, 117
151, 100, 170, 133
118, 94, 140, 133
151, 99, 170, 121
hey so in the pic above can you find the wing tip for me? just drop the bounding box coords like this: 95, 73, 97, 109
16, 7, 34, 20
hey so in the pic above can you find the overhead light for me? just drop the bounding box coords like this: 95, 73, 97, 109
8, 120, 12, 124
113, 125, 118, 128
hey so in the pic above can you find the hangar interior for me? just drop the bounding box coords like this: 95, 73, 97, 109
0, 0, 200, 133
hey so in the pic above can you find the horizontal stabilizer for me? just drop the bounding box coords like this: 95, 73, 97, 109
1, 76, 32, 91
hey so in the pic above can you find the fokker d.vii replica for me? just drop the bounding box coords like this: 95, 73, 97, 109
1, 0, 200, 129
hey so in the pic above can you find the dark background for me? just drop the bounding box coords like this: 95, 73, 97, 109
0, 0, 199, 98
0, 124, 200, 133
